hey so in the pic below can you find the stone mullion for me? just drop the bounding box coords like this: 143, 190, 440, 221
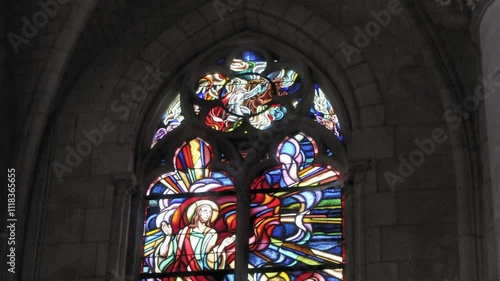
234, 178, 251, 281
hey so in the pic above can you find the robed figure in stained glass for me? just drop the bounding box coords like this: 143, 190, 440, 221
143, 49, 347, 281
142, 139, 238, 279
154, 200, 236, 274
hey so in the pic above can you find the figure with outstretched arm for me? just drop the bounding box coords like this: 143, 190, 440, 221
154, 201, 236, 275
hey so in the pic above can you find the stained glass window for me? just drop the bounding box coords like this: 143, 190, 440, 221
309, 85, 343, 141
149, 50, 342, 145
248, 133, 344, 281
143, 48, 347, 281
151, 94, 185, 148
142, 139, 237, 280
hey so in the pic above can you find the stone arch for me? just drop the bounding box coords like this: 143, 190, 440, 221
13, 0, 98, 271
13, 1, 483, 280
100, 2, 386, 160
91, 3, 384, 280
397, 2, 483, 281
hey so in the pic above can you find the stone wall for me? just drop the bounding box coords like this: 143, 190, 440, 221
479, 0, 500, 280
6, 1, 496, 281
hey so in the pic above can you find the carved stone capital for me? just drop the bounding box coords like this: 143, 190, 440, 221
345, 160, 371, 183
111, 173, 138, 197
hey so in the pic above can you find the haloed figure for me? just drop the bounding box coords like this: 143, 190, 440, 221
154, 200, 236, 275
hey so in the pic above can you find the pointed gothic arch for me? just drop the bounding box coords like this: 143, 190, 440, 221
136, 44, 349, 281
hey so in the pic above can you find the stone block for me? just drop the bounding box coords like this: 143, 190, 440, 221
76, 111, 103, 142
158, 25, 188, 50
16, 74, 38, 93
396, 188, 457, 225
24, 183, 44, 246
363, 47, 398, 72
48, 49, 69, 74
399, 258, 459, 281
365, 168, 378, 194
173, 39, 196, 65
49, 176, 107, 209
258, 13, 279, 37
20, 246, 35, 281
53, 144, 92, 179
414, 224, 459, 260
91, 143, 132, 175
319, 29, 348, 53
354, 82, 382, 107
481, 140, 491, 183
140, 40, 169, 65
483, 181, 495, 231
372, 25, 399, 47
96, 242, 110, 277
366, 227, 381, 262
262, 0, 289, 18
198, 2, 224, 23
384, 70, 443, 125
44, 208, 85, 243
478, 102, 488, 143
123, 60, 149, 82
245, 0, 266, 11
84, 208, 112, 241
295, 31, 313, 57
394, 125, 452, 156
193, 27, 214, 53
377, 154, 456, 192
178, 10, 207, 36
302, 15, 331, 40
340, 3, 371, 26
349, 126, 394, 159
485, 229, 499, 281
380, 226, 410, 261
39, 243, 97, 279
42, 70, 62, 95
14, 58, 43, 75
334, 43, 366, 70
66, 4, 93, 32
366, 192, 397, 226
56, 113, 76, 145
345, 62, 376, 88
360, 105, 385, 127
366, 262, 399, 281
54, 27, 80, 51
232, 11, 247, 32
211, 19, 234, 41
277, 20, 297, 46
284, 3, 313, 28
311, 41, 328, 68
